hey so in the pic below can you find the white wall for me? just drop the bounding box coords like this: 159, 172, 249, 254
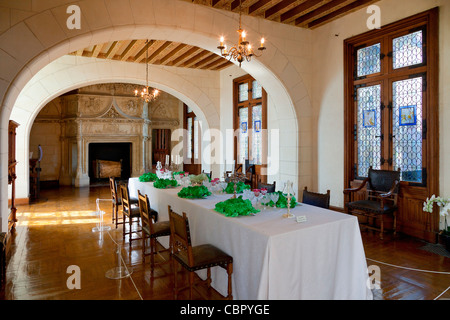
313, 0, 450, 208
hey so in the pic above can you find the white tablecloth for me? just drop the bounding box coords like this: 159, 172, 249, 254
128, 178, 373, 300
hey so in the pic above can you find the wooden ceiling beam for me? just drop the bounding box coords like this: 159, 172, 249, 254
294, 0, 349, 26
120, 40, 142, 61
134, 40, 156, 63
193, 52, 220, 68
89, 43, 103, 58
203, 56, 227, 69
159, 43, 187, 65
182, 50, 210, 67
171, 46, 201, 66
280, 0, 324, 23
248, 0, 272, 15
146, 41, 171, 63
264, 0, 297, 19
307, 0, 377, 28
212, 60, 233, 70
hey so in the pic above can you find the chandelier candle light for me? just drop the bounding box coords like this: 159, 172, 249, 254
217, 0, 265, 67
134, 40, 159, 102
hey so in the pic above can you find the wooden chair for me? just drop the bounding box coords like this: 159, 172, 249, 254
168, 206, 233, 300
110, 177, 138, 228
202, 170, 212, 179
120, 184, 142, 248
257, 179, 276, 193
138, 190, 171, 271
302, 187, 330, 209
109, 177, 122, 228
344, 167, 400, 239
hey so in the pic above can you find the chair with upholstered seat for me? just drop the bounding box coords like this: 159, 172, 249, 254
168, 206, 233, 300
257, 179, 276, 193
302, 187, 330, 209
138, 190, 171, 271
120, 184, 142, 247
344, 167, 400, 239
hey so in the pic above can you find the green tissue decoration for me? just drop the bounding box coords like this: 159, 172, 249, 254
153, 178, 178, 189
263, 191, 297, 208
215, 196, 260, 217
224, 181, 251, 194
139, 172, 158, 182
178, 186, 212, 199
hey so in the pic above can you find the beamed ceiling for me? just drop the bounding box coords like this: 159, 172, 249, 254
184, 0, 380, 29
70, 40, 234, 71
70, 0, 380, 70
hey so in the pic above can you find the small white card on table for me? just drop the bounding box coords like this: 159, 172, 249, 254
296, 216, 307, 223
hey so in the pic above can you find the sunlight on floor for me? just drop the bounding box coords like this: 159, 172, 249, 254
16, 210, 103, 226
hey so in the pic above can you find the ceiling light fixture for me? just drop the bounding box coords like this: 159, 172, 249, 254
135, 40, 159, 102
217, 0, 266, 67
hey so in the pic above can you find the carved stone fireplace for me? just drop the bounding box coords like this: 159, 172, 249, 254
89, 142, 132, 183
30, 83, 182, 188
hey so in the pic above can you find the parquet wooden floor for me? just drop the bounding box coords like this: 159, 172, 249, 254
2, 185, 450, 301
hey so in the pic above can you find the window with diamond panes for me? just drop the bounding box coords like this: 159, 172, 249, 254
356, 85, 382, 178
239, 83, 248, 102
356, 43, 381, 77
392, 77, 423, 182
344, 9, 439, 242
234, 75, 267, 179
393, 30, 423, 69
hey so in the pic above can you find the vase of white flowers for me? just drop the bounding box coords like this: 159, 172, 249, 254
423, 195, 450, 251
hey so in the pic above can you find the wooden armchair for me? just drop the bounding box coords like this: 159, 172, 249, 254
344, 167, 400, 239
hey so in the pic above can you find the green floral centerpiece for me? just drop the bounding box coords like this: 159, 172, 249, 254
153, 178, 178, 189
139, 172, 158, 182
178, 185, 212, 199
215, 196, 260, 217
224, 181, 250, 194
263, 191, 297, 208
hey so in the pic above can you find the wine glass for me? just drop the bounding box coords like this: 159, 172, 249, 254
270, 192, 279, 208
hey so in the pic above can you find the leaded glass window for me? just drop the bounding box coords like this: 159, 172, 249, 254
252, 80, 262, 99
356, 43, 381, 77
186, 117, 192, 159
239, 107, 249, 161
393, 30, 423, 69
252, 105, 262, 165
193, 117, 199, 160
392, 77, 423, 182
357, 85, 382, 177
239, 83, 248, 102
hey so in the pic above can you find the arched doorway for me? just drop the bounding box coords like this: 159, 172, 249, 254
0, 1, 306, 231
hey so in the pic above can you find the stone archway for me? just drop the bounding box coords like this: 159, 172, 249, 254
0, 0, 309, 231
11, 55, 217, 199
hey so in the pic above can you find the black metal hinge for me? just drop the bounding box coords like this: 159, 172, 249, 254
422, 119, 427, 139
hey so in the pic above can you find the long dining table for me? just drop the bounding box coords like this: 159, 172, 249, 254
128, 177, 373, 300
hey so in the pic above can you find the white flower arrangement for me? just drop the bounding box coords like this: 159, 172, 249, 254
423, 195, 450, 216
423, 195, 450, 235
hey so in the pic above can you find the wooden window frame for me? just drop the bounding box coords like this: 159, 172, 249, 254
233, 74, 268, 180
343, 8, 439, 242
